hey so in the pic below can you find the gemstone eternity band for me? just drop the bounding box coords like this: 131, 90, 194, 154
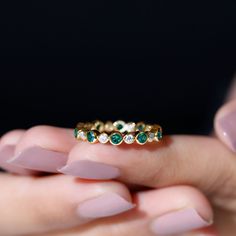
74, 120, 163, 145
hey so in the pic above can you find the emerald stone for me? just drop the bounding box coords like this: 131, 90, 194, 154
117, 124, 123, 130
110, 132, 123, 145
137, 123, 145, 131
87, 131, 97, 143
113, 120, 126, 133
157, 130, 163, 140
74, 128, 79, 138
137, 132, 148, 144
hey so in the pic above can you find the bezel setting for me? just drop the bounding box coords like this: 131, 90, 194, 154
98, 132, 109, 143
109, 132, 123, 145
124, 133, 135, 144
136, 132, 148, 145
75, 120, 162, 145
87, 130, 98, 143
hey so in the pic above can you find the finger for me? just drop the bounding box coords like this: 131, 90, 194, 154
60, 136, 236, 197
0, 173, 134, 236
35, 186, 214, 236
214, 99, 236, 153
6, 125, 77, 173
0, 130, 34, 175
0, 129, 25, 147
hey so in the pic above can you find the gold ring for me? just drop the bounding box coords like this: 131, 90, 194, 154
74, 120, 163, 145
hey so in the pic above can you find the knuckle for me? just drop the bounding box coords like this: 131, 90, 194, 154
26, 125, 50, 136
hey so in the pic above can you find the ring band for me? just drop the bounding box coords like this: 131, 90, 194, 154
74, 120, 163, 145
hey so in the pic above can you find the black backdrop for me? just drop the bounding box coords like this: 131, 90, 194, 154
0, 1, 235, 136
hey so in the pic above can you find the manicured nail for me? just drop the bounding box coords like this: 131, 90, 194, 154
0, 145, 33, 175
58, 160, 120, 179
218, 109, 236, 152
150, 208, 212, 235
7, 146, 68, 173
0, 145, 14, 162
77, 192, 135, 219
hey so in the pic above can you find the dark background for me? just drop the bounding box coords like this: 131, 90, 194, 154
0, 1, 235, 136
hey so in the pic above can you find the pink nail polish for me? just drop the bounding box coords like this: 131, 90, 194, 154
0, 145, 34, 175
77, 192, 135, 219
218, 110, 236, 152
150, 208, 212, 235
7, 146, 68, 173
58, 160, 120, 179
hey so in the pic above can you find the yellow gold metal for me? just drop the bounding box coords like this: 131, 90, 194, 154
77, 129, 87, 141
75, 120, 162, 145
109, 131, 123, 145
135, 131, 149, 145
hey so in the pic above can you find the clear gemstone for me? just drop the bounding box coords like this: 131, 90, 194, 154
125, 122, 136, 132
124, 134, 135, 144
98, 133, 109, 143
148, 132, 155, 142
78, 130, 87, 140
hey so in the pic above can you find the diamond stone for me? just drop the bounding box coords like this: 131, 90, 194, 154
98, 133, 109, 143
124, 134, 135, 144
78, 130, 87, 140
148, 132, 155, 142
125, 122, 136, 132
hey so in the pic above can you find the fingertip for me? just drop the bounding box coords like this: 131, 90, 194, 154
6, 126, 76, 173
214, 100, 236, 152
137, 186, 213, 223
0, 174, 134, 235
15, 125, 76, 154
0, 129, 25, 147
135, 186, 213, 236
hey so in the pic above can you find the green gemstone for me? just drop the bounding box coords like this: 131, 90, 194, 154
110, 133, 123, 145
137, 124, 145, 131
117, 124, 123, 130
74, 128, 79, 138
157, 130, 163, 140
137, 132, 148, 144
87, 131, 97, 143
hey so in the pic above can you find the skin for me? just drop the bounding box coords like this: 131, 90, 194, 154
0, 85, 236, 235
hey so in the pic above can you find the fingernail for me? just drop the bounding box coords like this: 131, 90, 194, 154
0, 145, 14, 162
0, 145, 33, 175
218, 110, 236, 152
58, 160, 120, 179
150, 208, 212, 235
7, 146, 68, 173
77, 192, 135, 219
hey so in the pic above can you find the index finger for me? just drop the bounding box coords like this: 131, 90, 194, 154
59, 135, 236, 196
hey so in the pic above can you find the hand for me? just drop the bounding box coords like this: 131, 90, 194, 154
0, 127, 214, 236
0, 130, 135, 235
2, 93, 236, 235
